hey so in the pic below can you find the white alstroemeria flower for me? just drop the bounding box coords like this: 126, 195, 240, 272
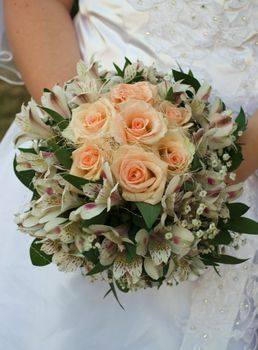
113, 252, 143, 284
168, 225, 194, 257
16, 151, 56, 174
65, 60, 101, 107
135, 229, 172, 265
21, 179, 82, 227
224, 183, 244, 202
144, 257, 163, 280
195, 84, 212, 102
100, 75, 124, 94
40, 239, 60, 255
84, 225, 141, 283
14, 100, 54, 146
202, 110, 234, 150
148, 238, 172, 266
52, 250, 84, 272
82, 183, 102, 199
69, 202, 107, 222
161, 175, 182, 226
166, 256, 206, 283
41, 85, 71, 119
76, 59, 100, 82
209, 97, 224, 116
15, 212, 46, 237
135, 229, 172, 281
85, 225, 133, 263
190, 99, 207, 124
95, 162, 123, 211
135, 229, 149, 256
157, 80, 173, 100
173, 81, 195, 95
16, 152, 49, 173
99, 238, 119, 266
70, 163, 122, 222
44, 220, 84, 244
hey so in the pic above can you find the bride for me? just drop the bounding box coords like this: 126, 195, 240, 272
1, 1, 258, 349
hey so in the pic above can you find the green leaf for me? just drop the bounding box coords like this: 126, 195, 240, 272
136, 202, 162, 230
123, 57, 132, 71
227, 143, 244, 172
201, 259, 220, 267
103, 288, 112, 299
124, 242, 136, 263
55, 148, 73, 169
30, 238, 52, 266
209, 229, 233, 245
18, 147, 37, 154
188, 69, 194, 77
61, 173, 90, 190
172, 69, 201, 92
86, 262, 111, 276
234, 107, 247, 135
113, 63, 124, 77
83, 249, 100, 264
228, 202, 249, 219
107, 271, 125, 310
225, 217, 258, 235
191, 153, 203, 171
165, 87, 173, 101
115, 280, 129, 293
48, 139, 73, 169
132, 214, 148, 230
13, 156, 36, 193
43, 88, 52, 93
82, 209, 108, 228
41, 107, 69, 131
201, 253, 248, 265
183, 181, 195, 192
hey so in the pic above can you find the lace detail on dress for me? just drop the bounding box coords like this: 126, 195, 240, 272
227, 176, 258, 350
175, 177, 258, 350
229, 256, 258, 350
126, 0, 258, 115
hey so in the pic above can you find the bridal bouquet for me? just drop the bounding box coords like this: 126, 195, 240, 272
14, 59, 258, 305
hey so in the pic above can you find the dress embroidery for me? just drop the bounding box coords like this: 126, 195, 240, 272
126, 0, 258, 115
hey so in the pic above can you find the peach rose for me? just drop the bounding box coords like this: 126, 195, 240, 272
110, 82, 157, 104
69, 98, 116, 143
111, 145, 168, 204
159, 101, 192, 127
114, 100, 167, 146
158, 131, 195, 175
70, 143, 103, 181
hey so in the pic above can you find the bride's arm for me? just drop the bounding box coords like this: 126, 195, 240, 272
236, 109, 258, 182
4, 0, 81, 101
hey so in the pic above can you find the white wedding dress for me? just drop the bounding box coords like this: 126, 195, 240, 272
1, 1, 258, 349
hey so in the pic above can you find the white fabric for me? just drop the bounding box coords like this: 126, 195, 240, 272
1, 1, 258, 349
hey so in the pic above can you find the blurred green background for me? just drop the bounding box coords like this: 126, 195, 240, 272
0, 81, 29, 140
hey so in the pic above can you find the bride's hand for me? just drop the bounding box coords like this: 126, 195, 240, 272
4, 0, 81, 101
235, 109, 258, 182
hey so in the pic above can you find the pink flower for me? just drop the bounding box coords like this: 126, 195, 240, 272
159, 101, 192, 127
111, 145, 168, 204
70, 143, 104, 181
114, 100, 167, 146
110, 82, 157, 104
